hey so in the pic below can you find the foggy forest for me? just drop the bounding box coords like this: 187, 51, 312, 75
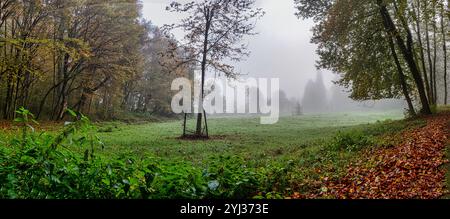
0, 0, 449, 207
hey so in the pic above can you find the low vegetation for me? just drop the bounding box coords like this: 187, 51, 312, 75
1, 109, 430, 199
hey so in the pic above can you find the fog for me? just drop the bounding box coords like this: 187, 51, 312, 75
141, 0, 334, 98
141, 0, 405, 114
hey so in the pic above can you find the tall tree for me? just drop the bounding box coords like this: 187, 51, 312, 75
296, 0, 416, 113
388, 34, 416, 115
377, 0, 431, 114
295, 0, 434, 114
302, 71, 328, 113
441, 0, 448, 104
165, 0, 264, 137
423, 0, 435, 104
411, 0, 431, 103
0, 0, 155, 120
122, 21, 192, 116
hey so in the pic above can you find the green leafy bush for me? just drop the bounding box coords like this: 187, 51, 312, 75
328, 131, 374, 152
202, 155, 261, 199
0, 108, 271, 199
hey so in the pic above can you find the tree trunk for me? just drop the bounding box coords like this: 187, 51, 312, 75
412, 0, 431, 102
195, 9, 212, 136
388, 35, 416, 115
441, 2, 448, 104
424, 0, 435, 104
3, 19, 15, 119
3, 74, 12, 119
432, 10, 438, 104
183, 113, 187, 136
37, 81, 61, 119
377, 0, 432, 114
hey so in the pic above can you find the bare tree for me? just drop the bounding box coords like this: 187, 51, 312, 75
165, 0, 264, 137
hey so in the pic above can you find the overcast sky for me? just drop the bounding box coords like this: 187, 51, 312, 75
140, 0, 336, 100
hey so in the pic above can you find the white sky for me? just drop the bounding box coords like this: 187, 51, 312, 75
140, 0, 336, 100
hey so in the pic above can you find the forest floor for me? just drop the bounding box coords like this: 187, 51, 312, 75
292, 112, 450, 199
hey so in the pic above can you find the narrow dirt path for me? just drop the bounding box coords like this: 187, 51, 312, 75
300, 113, 450, 199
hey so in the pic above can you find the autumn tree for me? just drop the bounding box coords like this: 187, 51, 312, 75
296, 0, 416, 114
165, 0, 264, 137
122, 21, 193, 116
0, 0, 194, 121
375, 0, 447, 113
295, 0, 449, 115
0, 1, 147, 120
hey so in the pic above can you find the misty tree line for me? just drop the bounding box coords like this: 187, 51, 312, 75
295, 0, 449, 115
300, 72, 405, 113
0, 0, 191, 121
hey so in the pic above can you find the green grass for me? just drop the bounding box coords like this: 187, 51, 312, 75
91, 110, 418, 191
3, 109, 426, 197
90, 110, 421, 194
93, 111, 404, 164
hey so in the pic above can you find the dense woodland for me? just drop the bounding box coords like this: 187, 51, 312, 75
0, 0, 192, 121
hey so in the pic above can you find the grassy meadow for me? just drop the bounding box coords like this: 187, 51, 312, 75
2, 109, 427, 198
94, 110, 405, 164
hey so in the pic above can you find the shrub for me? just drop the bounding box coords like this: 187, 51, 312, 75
203, 155, 261, 199
0, 108, 269, 199
4, 108, 391, 199
328, 131, 374, 152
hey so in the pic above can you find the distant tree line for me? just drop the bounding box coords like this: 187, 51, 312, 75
0, 0, 191, 121
300, 71, 404, 113
302, 71, 327, 113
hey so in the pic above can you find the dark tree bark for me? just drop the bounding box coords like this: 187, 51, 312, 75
388, 35, 416, 115
75, 76, 109, 114
377, 0, 432, 114
441, 2, 448, 104
432, 8, 438, 104
412, 0, 432, 103
196, 7, 212, 136
424, 0, 435, 104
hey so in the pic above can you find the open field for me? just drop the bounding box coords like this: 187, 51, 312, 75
2, 109, 435, 198
93, 111, 405, 164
